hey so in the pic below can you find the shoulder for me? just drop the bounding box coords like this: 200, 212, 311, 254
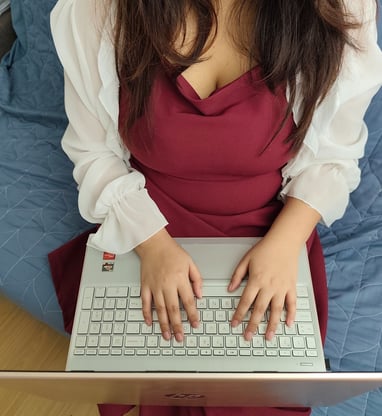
51, 0, 112, 60
343, 0, 379, 42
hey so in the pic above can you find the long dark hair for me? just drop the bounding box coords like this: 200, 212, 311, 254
113, 0, 360, 152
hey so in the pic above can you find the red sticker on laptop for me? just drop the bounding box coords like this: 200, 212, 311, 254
103, 252, 116, 260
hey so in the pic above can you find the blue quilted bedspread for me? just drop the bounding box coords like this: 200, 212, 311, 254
0, 1, 381, 415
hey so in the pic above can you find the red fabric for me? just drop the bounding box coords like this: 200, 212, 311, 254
49, 67, 328, 416
48, 226, 98, 333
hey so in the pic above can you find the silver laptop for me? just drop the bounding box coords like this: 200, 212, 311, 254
2, 370, 382, 407
66, 236, 326, 373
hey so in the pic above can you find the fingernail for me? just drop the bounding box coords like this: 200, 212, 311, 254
245, 331, 254, 341
163, 331, 171, 340
231, 320, 239, 328
175, 332, 183, 342
192, 321, 199, 328
267, 331, 275, 340
228, 283, 234, 291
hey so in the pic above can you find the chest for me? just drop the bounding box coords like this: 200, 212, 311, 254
174, 1, 255, 100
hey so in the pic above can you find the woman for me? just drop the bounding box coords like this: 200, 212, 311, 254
50, 0, 382, 415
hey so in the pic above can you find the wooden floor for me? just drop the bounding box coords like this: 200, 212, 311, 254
0, 295, 99, 416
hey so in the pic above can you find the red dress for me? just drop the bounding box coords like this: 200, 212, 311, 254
49, 66, 328, 416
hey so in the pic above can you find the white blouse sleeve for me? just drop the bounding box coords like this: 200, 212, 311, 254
50, 0, 168, 254
281, 0, 382, 226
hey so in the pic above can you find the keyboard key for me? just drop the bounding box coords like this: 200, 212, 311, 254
208, 298, 220, 309
75, 336, 87, 348
218, 323, 230, 334
221, 299, 232, 309
212, 337, 224, 348
196, 298, 207, 309
94, 287, 106, 297
130, 287, 141, 297
78, 311, 91, 334
252, 337, 264, 348
129, 298, 142, 309
87, 336, 99, 347
293, 337, 305, 349
295, 311, 313, 322
100, 336, 111, 348
205, 323, 217, 334
279, 337, 292, 349
104, 298, 116, 309
186, 336, 198, 348
226, 337, 238, 348
112, 336, 124, 348
125, 337, 145, 348
306, 337, 317, 349
116, 298, 127, 309
296, 286, 309, 297
297, 323, 315, 335
296, 298, 310, 310
82, 287, 94, 310
106, 287, 129, 298
199, 336, 211, 348
147, 336, 158, 347
126, 323, 140, 334
128, 310, 145, 321
202, 311, 214, 322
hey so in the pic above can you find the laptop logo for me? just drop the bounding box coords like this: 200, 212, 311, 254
165, 393, 205, 400
102, 262, 114, 272
103, 252, 116, 260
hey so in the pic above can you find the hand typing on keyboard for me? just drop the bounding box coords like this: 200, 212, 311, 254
135, 228, 203, 342
228, 236, 299, 342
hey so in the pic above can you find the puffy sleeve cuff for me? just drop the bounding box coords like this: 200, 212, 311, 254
87, 175, 168, 254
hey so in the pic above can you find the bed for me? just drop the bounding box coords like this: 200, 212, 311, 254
0, 1, 381, 415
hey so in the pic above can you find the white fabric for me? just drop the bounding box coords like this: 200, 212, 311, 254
50, 0, 382, 254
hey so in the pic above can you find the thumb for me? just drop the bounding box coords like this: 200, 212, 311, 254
189, 260, 203, 298
228, 256, 249, 292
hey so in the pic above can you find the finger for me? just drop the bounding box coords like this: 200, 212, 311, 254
231, 284, 258, 328
163, 290, 184, 342
285, 289, 296, 327
243, 290, 271, 340
152, 293, 171, 341
189, 261, 203, 299
228, 255, 249, 292
140, 285, 153, 326
178, 284, 199, 328
266, 295, 285, 341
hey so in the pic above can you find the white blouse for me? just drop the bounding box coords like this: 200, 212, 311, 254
50, 0, 382, 254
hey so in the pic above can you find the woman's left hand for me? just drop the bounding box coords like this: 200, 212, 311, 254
228, 237, 301, 341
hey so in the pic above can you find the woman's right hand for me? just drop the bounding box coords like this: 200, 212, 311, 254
135, 229, 203, 342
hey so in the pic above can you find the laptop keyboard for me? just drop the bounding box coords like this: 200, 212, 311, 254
73, 285, 319, 359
